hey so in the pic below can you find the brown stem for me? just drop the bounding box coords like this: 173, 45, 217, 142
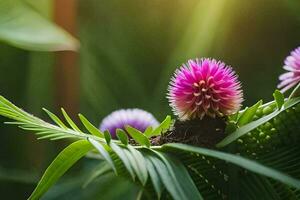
53, 0, 79, 119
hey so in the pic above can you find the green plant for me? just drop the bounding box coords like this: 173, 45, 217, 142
0, 90, 300, 199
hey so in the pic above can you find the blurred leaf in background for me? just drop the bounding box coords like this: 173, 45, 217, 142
0, 0, 79, 51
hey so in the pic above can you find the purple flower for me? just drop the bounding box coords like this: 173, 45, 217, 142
168, 58, 243, 120
100, 109, 159, 138
278, 46, 300, 93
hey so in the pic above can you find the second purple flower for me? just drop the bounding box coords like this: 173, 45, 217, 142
100, 108, 159, 138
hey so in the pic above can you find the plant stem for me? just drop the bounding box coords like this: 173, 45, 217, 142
288, 82, 300, 100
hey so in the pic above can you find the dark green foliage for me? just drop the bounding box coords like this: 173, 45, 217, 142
217, 97, 300, 148
234, 102, 300, 156
1, 95, 300, 199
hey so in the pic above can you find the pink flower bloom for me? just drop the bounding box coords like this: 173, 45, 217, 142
278, 47, 300, 93
168, 58, 243, 120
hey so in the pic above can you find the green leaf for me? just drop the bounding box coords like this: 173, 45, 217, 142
122, 148, 147, 185
110, 142, 135, 180
238, 100, 262, 126
146, 154, 184, 200
145, 158, 163, 199
127, 145, 148, 185
29, 140, 93, 200
104, 130, 111, 144
61, 108, 82, 132
146, 150, 203, 200
125, 126, 150, 147
161, 152, 203, 200
164, 143, 300, 189
217, 97, 300, 147
0, 0, 79, 51
88, 138, 116, 174
228, 111, 239, 121
0, 95, 31, 119
116, 129, 128, 145
147, 115, 171, 138
143, 126, 153, 137
78, 114, 104, 138
83, 162, 112, 188
258, 146, 300, 179
273, 90, 285, 109
0, 96, 104, 142
241, 173, 281, 200
42, 108, 67, 129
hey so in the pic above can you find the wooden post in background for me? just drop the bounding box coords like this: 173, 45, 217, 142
53, 0, 79, 118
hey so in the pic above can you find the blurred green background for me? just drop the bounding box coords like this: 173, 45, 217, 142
0, 0, 299, 199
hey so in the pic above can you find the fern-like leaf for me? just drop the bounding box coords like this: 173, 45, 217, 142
1, 95, 300, 200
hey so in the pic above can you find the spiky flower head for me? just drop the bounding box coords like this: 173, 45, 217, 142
100, 108, 159, 138
278, 46, 300, 93
168, 58, 243, 120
